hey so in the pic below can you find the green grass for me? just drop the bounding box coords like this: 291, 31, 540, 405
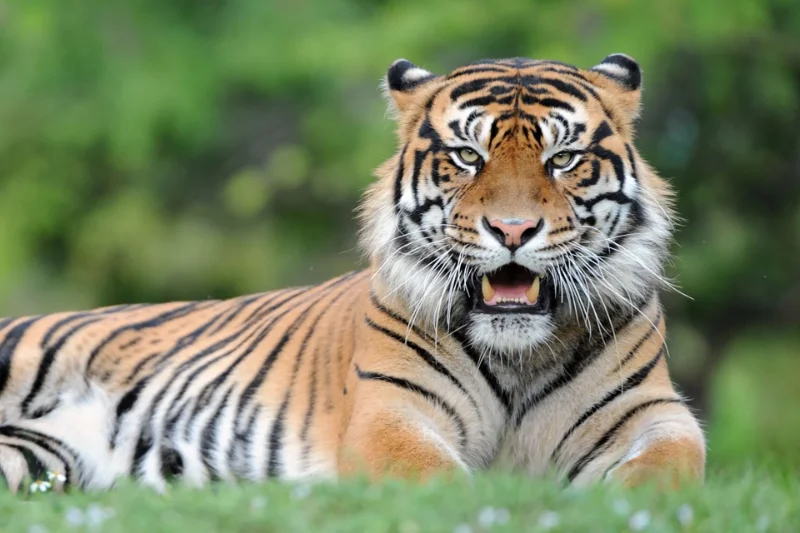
2, 469, 798, 532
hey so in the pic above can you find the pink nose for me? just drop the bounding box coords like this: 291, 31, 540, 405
484, 218, 543, 250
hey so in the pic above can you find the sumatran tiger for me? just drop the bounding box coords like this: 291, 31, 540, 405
0, 54, 705, 493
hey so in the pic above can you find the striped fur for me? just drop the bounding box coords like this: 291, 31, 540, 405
0, 55, 704, 492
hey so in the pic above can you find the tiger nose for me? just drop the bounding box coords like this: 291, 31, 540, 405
483, 217, 544, 251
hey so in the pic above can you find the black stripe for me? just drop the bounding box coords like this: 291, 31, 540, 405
551, 346, 666, 464
463, 110, 482, 137
487, 119, 501, 151
455, 333, 514, 415
160, 289, 318, 443
535, 78, 588, 101
121, 289, 313, 452
523, 97, 575, 113
131, 426, 154, 478
573, 190, 632, 211
112, 298, 286, 446
458, 95, 499, 109
0, 426, 77, 487
409, 148, 428, 210
449, 78, 497, 101
393, 144, 409, 213
0, 317, 15, 333
5, 443, 47, 481
514, 309, 637, 427
40, 312, 91, 349
298, 343, 320, 470
612, 311, 662, 372
355, 365, 468, 449
625, 143, 639, 182
234, 274, 358, 421
365, 317, 481, 416
207, 293, 265, 335
370, 293, 512, 415
566, 397, 682, 482
86, 302, 204, 370
0, 317, 40, 396
125, 304, 229, 384
22, 314, 103, 417
591, 121, 613, 146
266, 276, 357, 477
199, 384, 234, 480
170, 275, 356, 472
587, 145, 628, 193
446, 66, 509, 79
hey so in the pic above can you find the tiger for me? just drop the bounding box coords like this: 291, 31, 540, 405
0, 54, 705, 493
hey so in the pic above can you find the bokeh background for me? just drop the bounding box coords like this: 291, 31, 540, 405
0, 0, 797, 473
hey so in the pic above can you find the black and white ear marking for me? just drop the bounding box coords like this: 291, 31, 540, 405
386, 59, 436, 92
383, 59, 439, 117
590, 53, 642, 91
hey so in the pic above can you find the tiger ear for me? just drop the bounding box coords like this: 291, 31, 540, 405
383, 59, 439, 116
588, 54, 642, 122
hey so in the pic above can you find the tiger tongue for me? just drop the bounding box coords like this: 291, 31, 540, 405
482, 275, 540, 305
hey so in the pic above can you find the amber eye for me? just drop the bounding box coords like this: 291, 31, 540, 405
455, 147, 482, 166
549, 151, 575, 169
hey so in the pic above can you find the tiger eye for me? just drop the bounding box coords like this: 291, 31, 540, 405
457, 147, 481, 164
550, 151, 574, 169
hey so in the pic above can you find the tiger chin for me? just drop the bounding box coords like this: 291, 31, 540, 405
0, 54, 704, 494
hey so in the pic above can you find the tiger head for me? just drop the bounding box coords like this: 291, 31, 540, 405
360, 55, 673, 357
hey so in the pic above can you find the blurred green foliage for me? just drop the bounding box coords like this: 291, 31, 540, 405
0, 0, 797, 470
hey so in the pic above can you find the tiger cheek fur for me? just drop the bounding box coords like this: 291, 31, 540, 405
0, 55, 703, 493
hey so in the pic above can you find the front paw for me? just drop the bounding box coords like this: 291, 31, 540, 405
608, 437, 705, 489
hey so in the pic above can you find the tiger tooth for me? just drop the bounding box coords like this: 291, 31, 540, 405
482, 275, 495, 303
526, 276, 540, 303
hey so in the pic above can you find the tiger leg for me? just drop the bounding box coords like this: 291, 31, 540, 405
571, 400, 705, 488
0, 383, 127, 492
339, 368, 469, 480
605, 405, 705, 488
0, 426, 75, 492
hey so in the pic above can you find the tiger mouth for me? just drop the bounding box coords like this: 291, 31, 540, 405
468, 263, 555, 314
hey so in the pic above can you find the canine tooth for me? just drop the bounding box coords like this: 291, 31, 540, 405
527, 276, 540, 303
482, 275, 495, 302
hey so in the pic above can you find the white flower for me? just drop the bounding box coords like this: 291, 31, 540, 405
613, 498, 631, 516
28, 524, 48, 533
291, 484, 311, 500
29, 480, 52, 493
477, 506, 496, 527
46, 471, 67, 483
250, 496, 268, 511
538, 511, 560, 530
453, 524, 472, 533
495, 508, 510, 525
64, 507, 84, 527
676, 504, 693, 526
629, 510, 651, 531
86, 504, 115, 529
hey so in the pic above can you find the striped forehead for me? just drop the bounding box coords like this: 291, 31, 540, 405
430, 61, 596, 150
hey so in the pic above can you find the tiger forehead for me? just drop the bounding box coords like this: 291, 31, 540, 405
424, 62, 604, 144
440, 61, 597, 108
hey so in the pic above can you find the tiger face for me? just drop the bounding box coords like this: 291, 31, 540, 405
361, 55, 673, 357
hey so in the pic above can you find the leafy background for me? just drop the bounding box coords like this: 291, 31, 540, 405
0, 0, 797, 473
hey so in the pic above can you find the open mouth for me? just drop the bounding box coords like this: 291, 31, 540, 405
469, 263, 554, 314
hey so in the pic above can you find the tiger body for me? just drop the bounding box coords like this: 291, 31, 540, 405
0, 55, 705, 492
